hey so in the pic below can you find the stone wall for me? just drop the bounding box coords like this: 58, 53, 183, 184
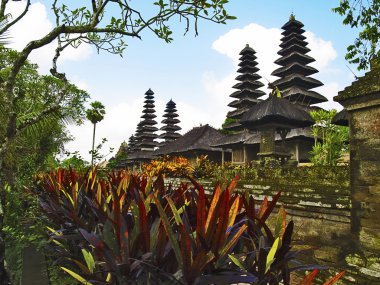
164, 173, 376, 284
334, 56, 380, 284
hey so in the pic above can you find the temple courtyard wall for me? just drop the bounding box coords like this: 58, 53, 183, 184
164, 172, 379, 284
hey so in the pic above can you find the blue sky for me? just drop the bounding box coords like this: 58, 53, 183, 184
7, 0, 362, 161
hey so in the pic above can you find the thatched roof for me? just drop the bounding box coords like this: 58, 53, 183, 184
332, 109, 349, 126
155, 124, 226, 155
126, 151, 155, 160
240, 96, 315, 130
212, 130, 258, 147
213, 128, 314, 148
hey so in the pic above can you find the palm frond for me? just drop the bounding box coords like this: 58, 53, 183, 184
0, 15, 12, 46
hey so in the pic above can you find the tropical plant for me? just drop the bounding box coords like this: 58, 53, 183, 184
333, 0, 380, 70
0, 47, 89, 284
107, 141, 129, 169
192, 155, 216, 178
86, 101, 106, 166
30, 169, 344, 285
310, 110, 349, 166
0, 3, 235, 279
143, 156, 193, 177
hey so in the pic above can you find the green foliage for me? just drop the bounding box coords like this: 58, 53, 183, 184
30, 169, 344, 285
3, 182, 46, 284
107, 141, 128, 169
0, 47, 89, 283
51, 0, 236, 56
0, 48, 89, 176
86, 101, 105, 125
220, 117, 237, 134
310, 110, 349, 166
142, 156, 346, 186
86, 101, 106, 165
332, 0, 380, 70
60, 152, 89, 170
193, 155, 216, 178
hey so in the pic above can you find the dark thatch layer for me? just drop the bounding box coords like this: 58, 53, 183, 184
155, 124, 226, 155
331, 109, 349, 126
212, 130, 258, 147
240, 96, 315, 130
213, 128, 314, 148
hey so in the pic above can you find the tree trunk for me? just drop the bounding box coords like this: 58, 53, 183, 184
0, 162, 8, 285
91, 123, 96, 166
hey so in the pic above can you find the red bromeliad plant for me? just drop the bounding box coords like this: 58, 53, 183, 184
31, 168, 344, 285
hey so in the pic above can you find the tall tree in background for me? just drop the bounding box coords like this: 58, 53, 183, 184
0, 1, 234, 282
333, 0, 380, 70
310, 110, 349, 166
86, 101, 105, 166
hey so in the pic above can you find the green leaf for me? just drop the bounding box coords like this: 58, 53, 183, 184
265, 237, 279, 273
154, 195, 183, 267
166, 196, 184, 226
81, 249, 95, 274
61, 267, 92, 285
228, 254, 245, 271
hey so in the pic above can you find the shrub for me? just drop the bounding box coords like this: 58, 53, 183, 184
30, 169, 343, 284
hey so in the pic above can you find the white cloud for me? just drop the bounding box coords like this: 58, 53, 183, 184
316, 82, 344, 111
305, 31, 337, 70
70, 77, 92, 93
201, 71, 235, 125
64, 95, 219, 162
212, 23, 281, 83
66, 98, 144, 162
205, 22, 341, 120
6, 1, 92, 74
176, 101, 218, 131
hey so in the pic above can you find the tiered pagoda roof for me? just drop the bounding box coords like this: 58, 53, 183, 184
136, 89, 158, 150
240, 93, 315, 130
159, 100, 181, 146
126, 135, 136, 154
271, 14, 327, 106
226, 44, 266, 131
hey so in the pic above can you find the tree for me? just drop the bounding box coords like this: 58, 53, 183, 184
86, 101, 106, 166
220, 117, 237, 134
0, 1, 234, 282
0, 47, 89, 284
310, 110, 349, 166
60, 152, 89, 170
333, 0, 380, 70
107, 141, 128, 169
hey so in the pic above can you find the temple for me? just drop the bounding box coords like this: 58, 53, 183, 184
225, 44, 266, 131
137, 89, 159, 151
159, 100, 182, 146
213, 14, 325, 164
119, 14, 329, 167
271, 13, 327, 106
156, 124, 229, 163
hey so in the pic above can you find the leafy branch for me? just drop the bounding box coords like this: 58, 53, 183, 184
333, 0, 380, 70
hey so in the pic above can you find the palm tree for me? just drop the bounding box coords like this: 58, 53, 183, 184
86, 101, 106, 166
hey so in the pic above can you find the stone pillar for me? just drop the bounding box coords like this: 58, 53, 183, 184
259, 128, 275, 154
334, 57, 380, 282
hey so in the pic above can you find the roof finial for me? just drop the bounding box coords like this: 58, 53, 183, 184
290, 12, 295, 21
245, 43, 249, 48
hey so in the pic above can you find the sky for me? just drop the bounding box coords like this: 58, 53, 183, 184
7, 0, 363, 162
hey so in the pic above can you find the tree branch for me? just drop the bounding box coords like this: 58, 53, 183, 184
0, 0, 8, 19
0, 0, 31, 35
16, 104, 60, 132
